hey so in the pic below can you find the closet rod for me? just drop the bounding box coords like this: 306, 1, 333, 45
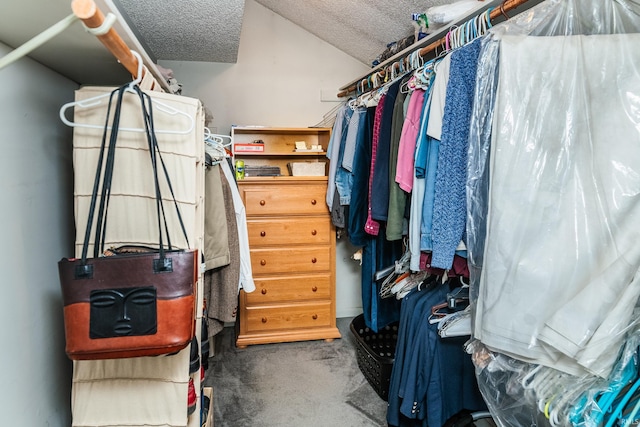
71, 0, 139, 78
336, 0, 531, 98
0, 14, 79, 71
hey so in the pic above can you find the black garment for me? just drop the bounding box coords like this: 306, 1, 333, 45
348, 107, 376, 247
371, 79, 401, 222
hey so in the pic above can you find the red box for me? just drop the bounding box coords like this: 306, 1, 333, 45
234, 143, 264, 153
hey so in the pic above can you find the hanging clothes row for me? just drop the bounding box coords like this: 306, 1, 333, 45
326, 2, 553, 426
325, 9, 495, 427
203, 135, 256, 339
386, 275, 486, 427
326, 35, 486, 333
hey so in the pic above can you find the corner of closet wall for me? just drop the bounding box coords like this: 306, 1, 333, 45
158, 0, 370, 319
0, 40, 78, 427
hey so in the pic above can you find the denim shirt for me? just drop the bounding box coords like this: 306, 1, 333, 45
335, 107, 366, 205
326, 105, 351, 210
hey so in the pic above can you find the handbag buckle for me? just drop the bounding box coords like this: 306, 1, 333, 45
153, 257, 173, 273
75, 264, 94, 279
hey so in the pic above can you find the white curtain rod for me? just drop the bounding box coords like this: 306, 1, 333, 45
0, 13, 79, 71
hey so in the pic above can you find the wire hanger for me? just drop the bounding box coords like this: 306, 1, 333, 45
204, 127, 232, 165
59, 51, 195, 135
204, 127, 233, 145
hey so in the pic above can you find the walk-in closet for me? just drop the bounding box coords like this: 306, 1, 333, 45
2, 0, 640, 426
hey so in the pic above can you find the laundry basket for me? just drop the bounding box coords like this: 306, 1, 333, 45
350, 314, 399, 401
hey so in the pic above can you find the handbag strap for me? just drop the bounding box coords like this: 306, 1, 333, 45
139, 90, 190, 250
80, 87, 121, 264
78, 84, 190, 269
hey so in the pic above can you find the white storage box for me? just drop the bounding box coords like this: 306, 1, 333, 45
288, 162, 326, 176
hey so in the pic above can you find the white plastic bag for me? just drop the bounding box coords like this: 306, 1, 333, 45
426, 0, 486, 26
466, 0, 640, 424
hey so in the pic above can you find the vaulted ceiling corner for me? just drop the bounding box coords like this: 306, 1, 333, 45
253, 0, 454, 65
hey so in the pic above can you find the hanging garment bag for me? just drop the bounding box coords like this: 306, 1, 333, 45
58, 84, 197, 360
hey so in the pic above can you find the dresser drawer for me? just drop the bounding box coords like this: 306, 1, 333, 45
247, 217, 330, 246
245, 274, 331, 304
241, 184, 328, 216
250, 246, 331, 274
244, 302, 333, 333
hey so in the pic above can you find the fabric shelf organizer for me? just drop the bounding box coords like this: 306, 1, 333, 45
70, 85, 205, 427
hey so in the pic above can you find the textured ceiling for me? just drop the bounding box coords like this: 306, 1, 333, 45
113, 0, 458, 65
254, 0, 454, 65
113, 0, 463, 65
114, 0, 245, 63
0, 0, 486, 85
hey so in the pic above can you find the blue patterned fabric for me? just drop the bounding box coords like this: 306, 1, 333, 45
326, 105, 351, 210
431, 39, 482, 269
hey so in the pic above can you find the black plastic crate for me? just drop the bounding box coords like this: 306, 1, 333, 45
350, 314, 399, 401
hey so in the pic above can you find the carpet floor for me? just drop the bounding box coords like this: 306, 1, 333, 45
203, 317, 388, 427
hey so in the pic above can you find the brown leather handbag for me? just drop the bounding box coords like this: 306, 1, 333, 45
58, 84, 197, 360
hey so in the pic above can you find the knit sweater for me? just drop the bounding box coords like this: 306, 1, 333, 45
430, 39, 482, 269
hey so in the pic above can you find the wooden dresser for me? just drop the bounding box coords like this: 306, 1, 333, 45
232, 127, 341, 347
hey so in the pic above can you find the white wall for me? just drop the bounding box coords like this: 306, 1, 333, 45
0, 42, 77, 426
162, 0, 369, 135
161, 0, 369, 318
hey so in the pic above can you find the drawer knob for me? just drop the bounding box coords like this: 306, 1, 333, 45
260, 200, 266, 206
262, 317, 268, 323
312, 286, 318, 292
311, 229, 317, 236
311, 199, 317, 205
260, 231, 266, 237
311, 257, 317, 264
261, 288, 267, 295
260, 259, 267, 266
312, 314, 318, 320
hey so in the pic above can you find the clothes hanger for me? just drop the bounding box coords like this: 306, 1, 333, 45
59, 51, 195, 135
546, 375, 599, 427
623, 395, 640, 427
204, 127, 233, 165
415, 62, 435, 90
380, 271, 411, 299
394, 271, 434, 300
534, 371, 569, 414
479, 8, 493, 36
399, 75, 416, 94
400, 51, 423, 93
428, 276, 469, 324
432, 48, 450, 74
378, 245, 413, 298
204, 127, 233, 146
437, 305, 471, 338
604, 377, 640, 427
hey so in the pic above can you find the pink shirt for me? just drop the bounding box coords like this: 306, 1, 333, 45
395, 89, 425, 193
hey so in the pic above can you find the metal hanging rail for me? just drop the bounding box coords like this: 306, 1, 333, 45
337, 0, 533, 98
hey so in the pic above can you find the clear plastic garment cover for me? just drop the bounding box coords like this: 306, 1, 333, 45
465, 0, 640, 426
